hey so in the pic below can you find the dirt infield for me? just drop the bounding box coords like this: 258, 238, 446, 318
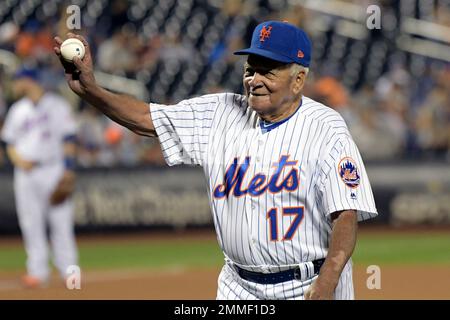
0, 265, 449, 299
0, 228, 449, 300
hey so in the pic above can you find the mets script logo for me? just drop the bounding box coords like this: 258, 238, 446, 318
213, 155, 299, 198
259, 25, 272, 42
338, 157, 360, 188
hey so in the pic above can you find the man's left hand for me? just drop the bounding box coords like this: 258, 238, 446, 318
304, 276, 335, 300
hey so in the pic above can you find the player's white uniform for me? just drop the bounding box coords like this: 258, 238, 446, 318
1, 93, 78, 282
151, 93, 378, 300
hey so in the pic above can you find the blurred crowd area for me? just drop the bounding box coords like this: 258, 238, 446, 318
0, 0, 449, 168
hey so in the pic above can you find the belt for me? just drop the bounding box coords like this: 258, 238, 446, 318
235, 258, 325, 284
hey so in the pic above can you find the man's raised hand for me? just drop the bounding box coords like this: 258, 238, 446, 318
53, 33, 97, 97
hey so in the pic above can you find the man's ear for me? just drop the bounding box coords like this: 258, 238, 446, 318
293, 71, 306, 95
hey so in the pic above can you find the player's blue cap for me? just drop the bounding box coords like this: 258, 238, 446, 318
13, 67, 40, 81
234, 21, 312, 67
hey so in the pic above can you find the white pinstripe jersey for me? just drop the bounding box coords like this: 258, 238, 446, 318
151, 93, 377, 273
1, 93, 77, 164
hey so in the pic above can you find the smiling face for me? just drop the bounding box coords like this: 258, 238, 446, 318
243, 54, 306, 121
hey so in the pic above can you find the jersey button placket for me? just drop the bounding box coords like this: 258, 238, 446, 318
249, 129, 263, 249
253, 129, 268, 251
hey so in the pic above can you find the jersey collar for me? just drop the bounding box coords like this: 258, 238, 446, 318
259, 98, 302, 134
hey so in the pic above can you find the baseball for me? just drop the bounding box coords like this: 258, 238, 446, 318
60, 38, 85, 62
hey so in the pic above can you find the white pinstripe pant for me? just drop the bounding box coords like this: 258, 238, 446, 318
216, 260, 355, 300
14, 165, 78, 281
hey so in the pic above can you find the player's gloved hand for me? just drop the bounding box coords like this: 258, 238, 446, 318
50, 170, 76, 205
16, 159, 36, 172
53, 34, 97, 97
304, 276, 336, 300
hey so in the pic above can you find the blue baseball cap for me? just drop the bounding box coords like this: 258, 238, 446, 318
234, 21, 312, 67
13, 67, 40, 81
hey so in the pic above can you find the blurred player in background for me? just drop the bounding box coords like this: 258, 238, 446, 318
1, 67, 78, 288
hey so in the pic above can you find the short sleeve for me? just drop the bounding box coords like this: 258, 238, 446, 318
318, 135, 378, 222
1, 107, 18, 144
150, 95, 218, 166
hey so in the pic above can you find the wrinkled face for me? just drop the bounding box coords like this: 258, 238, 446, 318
243, 55, 303, 117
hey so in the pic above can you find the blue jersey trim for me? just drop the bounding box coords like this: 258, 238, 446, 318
260, 99, 303, 134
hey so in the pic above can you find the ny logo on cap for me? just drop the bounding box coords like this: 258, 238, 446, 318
259, 25, 272, 42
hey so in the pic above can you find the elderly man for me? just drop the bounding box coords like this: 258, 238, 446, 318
54, 21, 377, 300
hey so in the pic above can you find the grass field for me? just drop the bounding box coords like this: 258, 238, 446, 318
1, 230, 449, 271
0, 229, 449, 299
